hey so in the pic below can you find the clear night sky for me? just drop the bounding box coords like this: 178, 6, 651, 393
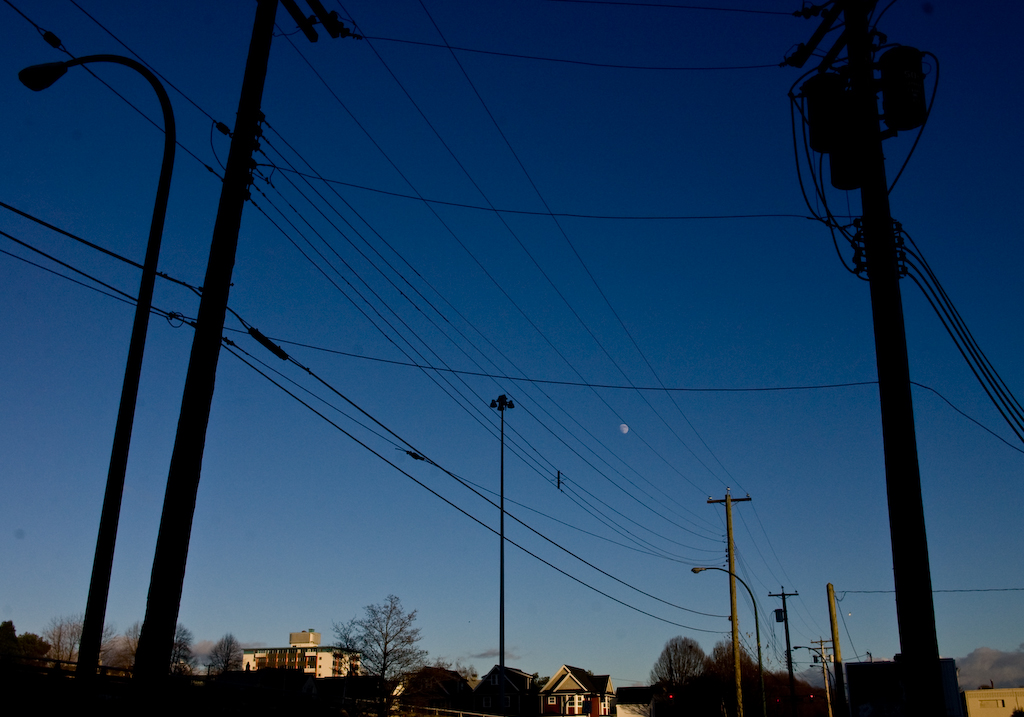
1, 0, 1022, 688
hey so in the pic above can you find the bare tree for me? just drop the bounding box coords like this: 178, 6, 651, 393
108, 621, 142, 669
43, 614, 83, 662
335, 595, 427, 717
170, 623, 196, 675
42, 614, 115, 664
208, 633, 243, 675
651, 636, 708, 687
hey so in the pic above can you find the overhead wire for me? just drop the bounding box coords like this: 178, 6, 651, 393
225, 341, 726, 633
341, 2, 726, 517
5, 0, 222, 179
272, 27, 726, 534
414, 0, 740, 497
246, 188, 719, 555
2, 207, 729, 629
360, 34, 780, 71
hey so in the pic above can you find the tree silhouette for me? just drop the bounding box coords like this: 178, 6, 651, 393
208, 633, 242, 675
335, 595, 427, 717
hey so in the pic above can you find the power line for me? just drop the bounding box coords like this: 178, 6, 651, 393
361, 34, 781, 71
258, 165, 815, 221
545, 0, 793, 17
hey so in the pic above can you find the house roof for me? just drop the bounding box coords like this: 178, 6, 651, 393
474, 665, 535, 693
615, 686, 654, 705
541, 665, 614, 696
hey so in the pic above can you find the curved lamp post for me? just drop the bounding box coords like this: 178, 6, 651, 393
20, 55, 176, 676
692, 566, 767, 717
796, 646, 834, 717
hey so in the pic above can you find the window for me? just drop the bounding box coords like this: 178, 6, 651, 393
548, 697, 557, 705
504, 697, 511, 708
483, 697, 492, 708
491, 673, 499, 685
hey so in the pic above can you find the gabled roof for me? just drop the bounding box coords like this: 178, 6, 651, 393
474, 664, 535, 693
615, 686, 654, 705
541, 665, 614, 696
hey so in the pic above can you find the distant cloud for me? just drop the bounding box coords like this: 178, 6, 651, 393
796, 665, 825, 687
193, 639, 215, 664
471, 648, 521, 662
956, 645, 1024, 690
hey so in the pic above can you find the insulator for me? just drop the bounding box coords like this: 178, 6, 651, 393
879, 46, 927, 131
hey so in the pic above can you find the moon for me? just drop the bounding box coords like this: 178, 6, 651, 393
619, 424, 629, 434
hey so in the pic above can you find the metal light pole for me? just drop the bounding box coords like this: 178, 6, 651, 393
693, 567, 766, 717
19, 55, 176, 677
490, 394, 514, 715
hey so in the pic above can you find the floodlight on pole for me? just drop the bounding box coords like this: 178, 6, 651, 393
490, 394, 514, 716
20, 53, 177, 678
692, 566, 767, 717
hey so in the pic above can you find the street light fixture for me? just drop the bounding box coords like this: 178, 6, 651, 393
490, 394, 513, 715
20, 54, 176, 677
692, 567, 767, 717
795, 646, 834, 717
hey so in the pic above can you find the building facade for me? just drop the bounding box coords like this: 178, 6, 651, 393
540, 665, 615, 717
241, 630, 360, 679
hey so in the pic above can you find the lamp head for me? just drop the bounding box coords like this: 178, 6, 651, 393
691, 567, 705, 574
490, 400, 498, 408
19, 62, 68, 91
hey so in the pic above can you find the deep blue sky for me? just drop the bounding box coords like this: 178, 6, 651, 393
2, 0, 1022, 687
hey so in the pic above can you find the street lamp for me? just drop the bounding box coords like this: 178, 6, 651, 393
692, 567, 767, 717
490, 394, 514, 715
795, 646, 834, 717
20, 54, 176, 677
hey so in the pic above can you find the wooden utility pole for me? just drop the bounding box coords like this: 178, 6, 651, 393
770, 588, 799, 717
132, 0, 280, 681
844, 3, 945, 714
827, 584, 848, 717
709, 491, 751, 717
133, 0, 356, 682
812, 639, 834, 717
788, 3, 945, 713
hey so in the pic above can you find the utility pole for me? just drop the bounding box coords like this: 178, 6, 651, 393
709, 490, 751, 717
827, 584, 848, 717
812, 639, 834, 717
134, 0, 355, 681
770, 588, 799, 717
845, 4, 944, 714
788, 3, 945, 714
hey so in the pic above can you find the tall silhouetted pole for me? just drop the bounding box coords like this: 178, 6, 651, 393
770, 588, 798, 717
491, 394, 514, 715
133, 0, 279, 681
846, 3, 944, 713
788, 3, 945, 712
18, 54, 176, 679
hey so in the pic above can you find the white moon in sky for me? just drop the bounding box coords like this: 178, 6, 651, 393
619, 424, 629, 434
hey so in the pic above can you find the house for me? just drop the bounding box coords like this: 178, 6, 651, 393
615, 686, 654, 717
540, 665, 615, 717
474, 664, 539, 716
402, 666, 475, 711
241, 630, 360, 678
